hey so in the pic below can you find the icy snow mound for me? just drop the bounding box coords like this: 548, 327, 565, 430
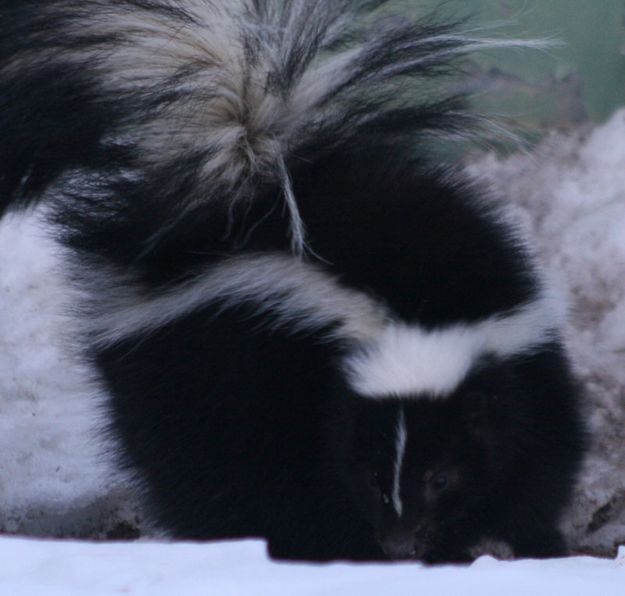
0, 212, 142, 538
2, 537, 624, 596
469, 108, 625, 557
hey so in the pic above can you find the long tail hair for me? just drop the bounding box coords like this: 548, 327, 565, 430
0, 0, 533, 254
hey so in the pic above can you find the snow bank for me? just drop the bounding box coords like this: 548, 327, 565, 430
0, 212, 143, 538
1, 110, 625, 557
469, 109, 625, 557
2, 537, 624, 596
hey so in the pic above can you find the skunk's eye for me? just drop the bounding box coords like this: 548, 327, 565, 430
431, 473, 448, 491
425, 470, 449, 493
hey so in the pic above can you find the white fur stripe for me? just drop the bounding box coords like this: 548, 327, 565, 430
392, 407, 407, 517
343, 293, 562, 398
84, 253, 390, 348
82, 252, 560, 400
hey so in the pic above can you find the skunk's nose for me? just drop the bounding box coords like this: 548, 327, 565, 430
380, 531, 422, 560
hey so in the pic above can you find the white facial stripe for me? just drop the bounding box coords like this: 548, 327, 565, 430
343, 293, 562, 398
392, 407, 408, 517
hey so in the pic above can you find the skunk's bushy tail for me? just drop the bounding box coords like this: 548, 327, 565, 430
0, 0, 528, 253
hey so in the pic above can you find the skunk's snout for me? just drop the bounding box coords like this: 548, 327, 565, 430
380, 524, 431, 560
380, 532, 418, 560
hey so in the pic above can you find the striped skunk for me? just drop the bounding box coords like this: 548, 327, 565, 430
0, 1, 586, 561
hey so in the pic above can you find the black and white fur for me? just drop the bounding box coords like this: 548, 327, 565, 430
0, 1, 586, 561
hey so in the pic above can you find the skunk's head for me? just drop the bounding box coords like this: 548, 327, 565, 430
329, 355, 554, 562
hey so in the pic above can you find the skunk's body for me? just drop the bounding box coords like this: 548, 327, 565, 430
0, 1, 586, 561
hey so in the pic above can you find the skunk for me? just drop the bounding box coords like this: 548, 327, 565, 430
0, 1, 586, 561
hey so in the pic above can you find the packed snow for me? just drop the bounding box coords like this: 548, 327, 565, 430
2, 538, 624, 596
1, 111, 625, 590
0, 212, 143, 539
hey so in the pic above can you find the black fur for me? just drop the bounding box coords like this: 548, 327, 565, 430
333, 346, 584, 562
0, 0, 586, 561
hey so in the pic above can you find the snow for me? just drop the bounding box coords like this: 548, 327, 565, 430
2, 537, 624, 596
2, 109, 625, 587
469, 108, 625, 556
0, 212, 142, 538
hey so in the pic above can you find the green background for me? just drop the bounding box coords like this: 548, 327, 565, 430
399, 0, 625, 132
